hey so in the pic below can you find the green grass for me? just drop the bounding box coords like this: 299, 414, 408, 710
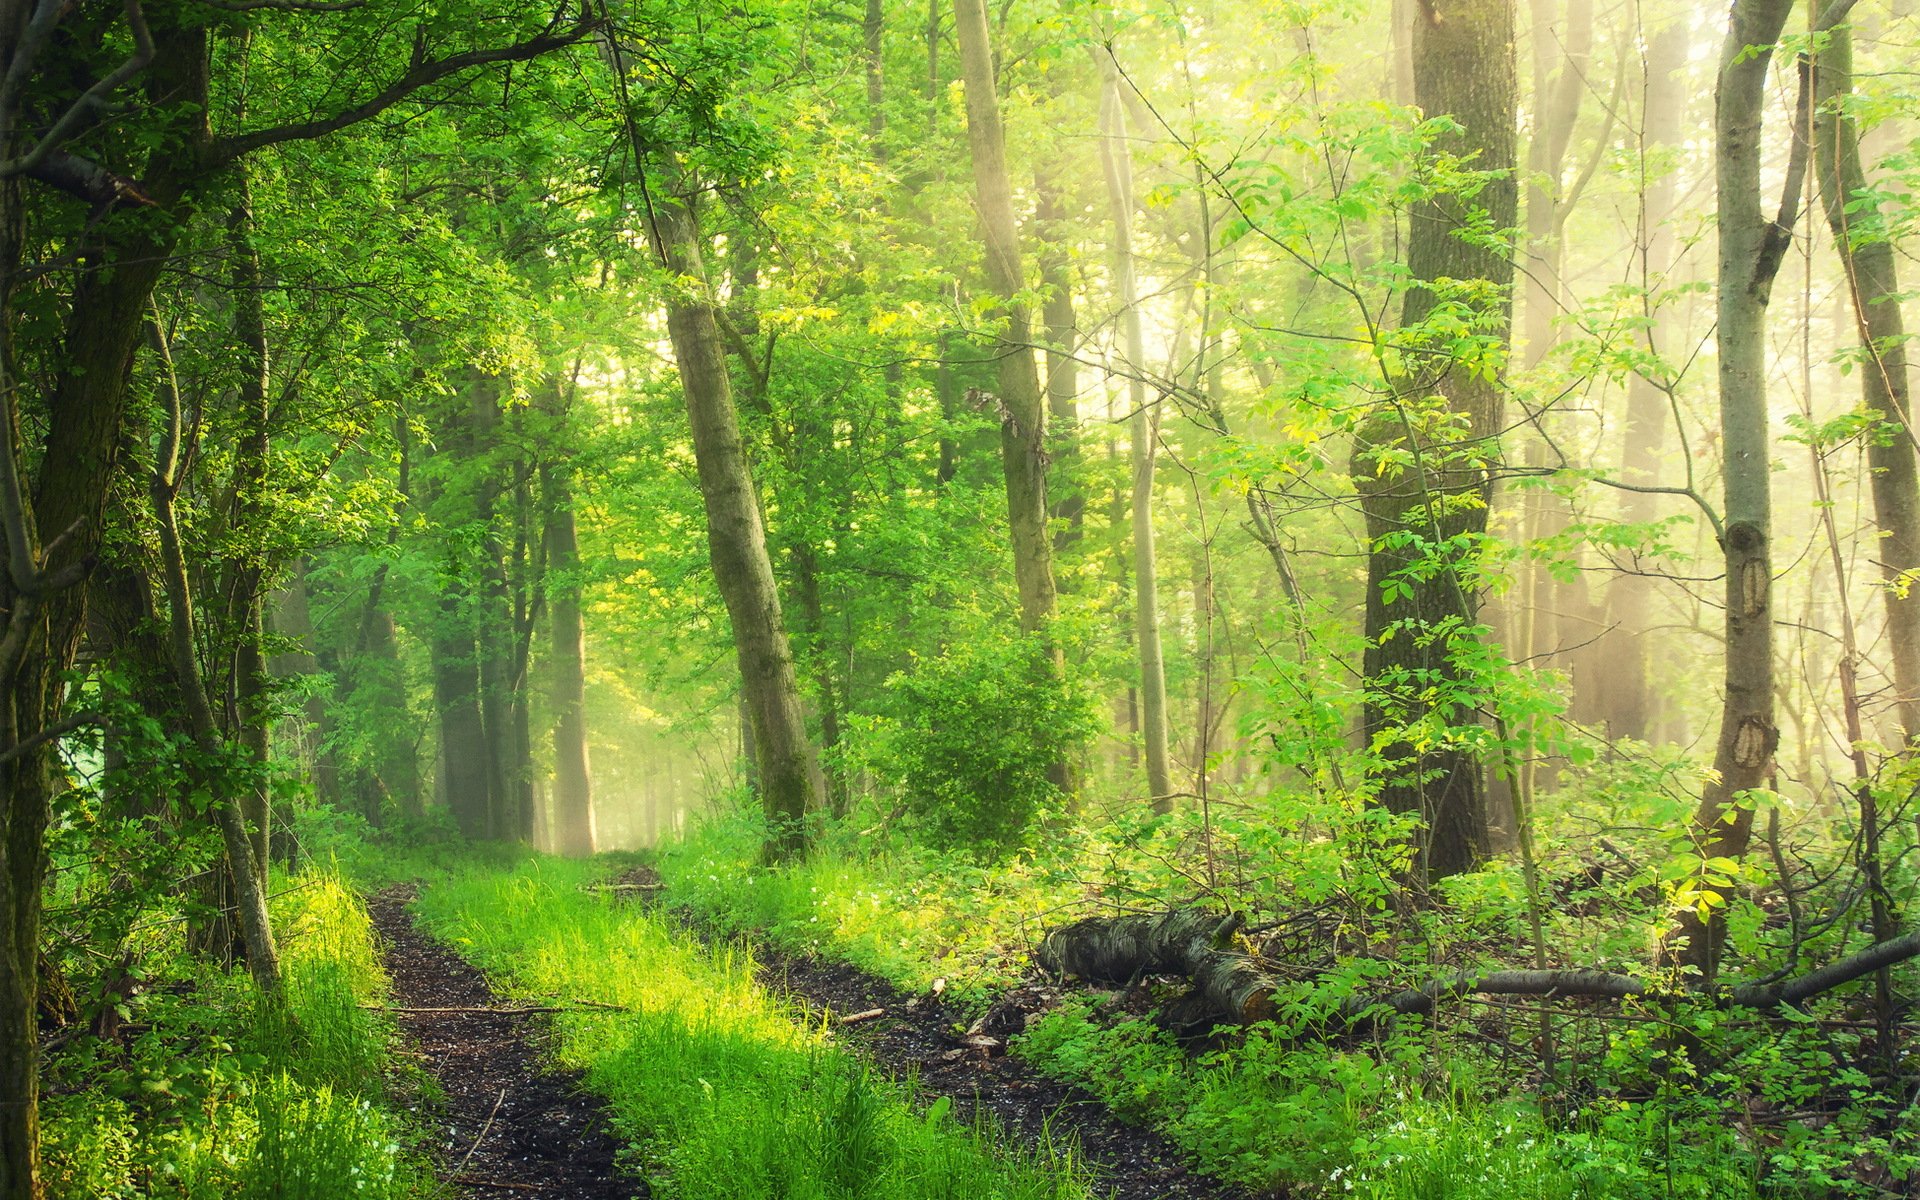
650, 813, 1801, 1198
409, 854, 1091, 1200
38, 869, 420, 1200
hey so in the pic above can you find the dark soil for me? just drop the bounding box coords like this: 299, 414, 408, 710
751, 946, 1268, 1200
592, 866, 1265, 1200
368, 886, 645, 1200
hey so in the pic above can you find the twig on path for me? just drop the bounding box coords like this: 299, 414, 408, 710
447, 1177, 542, 1192
438, 1086, 507, 1198
837, 1008, 886, 1025
367, 1000, 633, 1016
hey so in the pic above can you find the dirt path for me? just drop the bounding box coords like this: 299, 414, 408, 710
367, 887, 644, 1200
750, 943, 1265, 1200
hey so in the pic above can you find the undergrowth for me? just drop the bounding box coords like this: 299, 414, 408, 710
38, 869, 423, 1199
409, 854, 1091, 1200
655, 805, 1918, 1198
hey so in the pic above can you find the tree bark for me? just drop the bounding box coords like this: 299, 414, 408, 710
227, 174, 273, 883
952, 0, 1059, 637
1349, 0, 1516, 882
1099, 58, 1173, 811
1667, 0, 1797, 975
1810, 20, 1920, 747
431, 583, 491, 838
644, 191, 822, 861
541, 385, 597, 857
1036, 169, 1084, 554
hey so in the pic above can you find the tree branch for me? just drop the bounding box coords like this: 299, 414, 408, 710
211, 4, 596, 162
0, 0, 155, 183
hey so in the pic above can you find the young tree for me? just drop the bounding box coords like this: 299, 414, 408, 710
1350, 0, 1518, 882
952, 0, 1060, 639
1667, 0, 1799, 976
1099, 52, 1174, 810
1810, 15, 1920, 746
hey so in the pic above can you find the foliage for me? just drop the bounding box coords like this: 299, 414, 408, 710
37, 873, 423, 1200
877, 631, 1100, 856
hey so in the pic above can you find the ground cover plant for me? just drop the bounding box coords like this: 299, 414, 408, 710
656, 795, 1920, 1198
35, 871, 422, 1200
407, 854, 1092, 1200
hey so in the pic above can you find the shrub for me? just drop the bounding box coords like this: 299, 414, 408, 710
882, 632, 1096, 856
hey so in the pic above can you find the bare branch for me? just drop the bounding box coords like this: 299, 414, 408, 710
0, 711, 103, 767
0, 0, 155, 182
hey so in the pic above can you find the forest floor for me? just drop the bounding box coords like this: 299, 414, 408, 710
608, 865, 1260, 1200
368, 886, 646, 1200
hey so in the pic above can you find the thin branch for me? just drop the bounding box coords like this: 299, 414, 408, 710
0, 711, 103, 767
0, 0, 154, 183
212, 5, 595, 162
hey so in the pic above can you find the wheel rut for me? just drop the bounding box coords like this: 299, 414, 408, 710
367, 886, 644, 1200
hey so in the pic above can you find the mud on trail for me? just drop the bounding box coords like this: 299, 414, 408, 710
367, 887, 645, 1200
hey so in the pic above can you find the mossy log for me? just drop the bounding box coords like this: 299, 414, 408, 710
1035, 909, 1280, 1023
1038, 910, 1920, 1028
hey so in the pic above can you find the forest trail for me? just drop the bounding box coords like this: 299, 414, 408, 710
605, 864, 1257, 1200
745, 940, 1260, 1200
367, 887, 645, 1200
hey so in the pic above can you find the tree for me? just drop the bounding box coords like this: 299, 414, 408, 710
1099, 49, 1174, 811
1349, 0, 1518, 882
1810, 13, 1920, 747
1666, 0, 1799, 976
542, 378, 598, 855
951, 0, 1060, 640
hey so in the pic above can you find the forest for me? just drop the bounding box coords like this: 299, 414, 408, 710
3, 0, 1920, 1195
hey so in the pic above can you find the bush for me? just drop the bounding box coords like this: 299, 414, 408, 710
882, 632, 1096, 856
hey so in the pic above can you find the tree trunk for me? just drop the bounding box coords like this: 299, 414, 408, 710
228, 177, 273, 883
1036, 170, 1083, 555
1668, 0, 1796, 975
1037, 910, 1276, 1023
952, 0, 1059, 637
431, 586, 492, 838
271, 565, 342, 813
1810, 21, 1920, 747
1349, 0, 1516, 883
645, 191, 822, 861
147, 321, 280, 996
541, 387, 597, 857
1100, 58, 1174, 811
1602, 23, 1689, 742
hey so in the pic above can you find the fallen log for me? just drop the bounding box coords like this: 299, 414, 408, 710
1036, 909, 1280, 1023
1038, 909, 1920, 1029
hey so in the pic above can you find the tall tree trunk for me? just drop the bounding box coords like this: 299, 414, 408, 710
1521, 0, 1592, 368
1668, 0, 1797, 975
1349, 0, 1517, 883
1602, 23, 1689, 742
227, 176, 273, 883
952, 0, 1059, 637
541, 387, 597, 856
431, 585, 491, 838
643, 191, 822, 860
1100, 57, 1173, 810
1810, 21, 1920, 746
469, 388, 518, 841
271, 565, 342, 813
1036, 170, 1084, 554
0, 24, 207, 1174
